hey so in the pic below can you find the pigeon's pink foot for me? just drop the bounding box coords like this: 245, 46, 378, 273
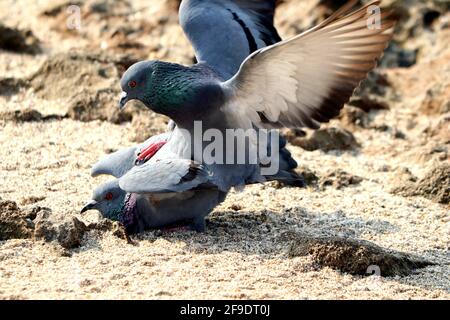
135, 141, 166, 165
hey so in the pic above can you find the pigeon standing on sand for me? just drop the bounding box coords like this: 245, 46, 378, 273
117, 0, 394, 194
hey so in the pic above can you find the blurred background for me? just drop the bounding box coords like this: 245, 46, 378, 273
0, 0, 448, 299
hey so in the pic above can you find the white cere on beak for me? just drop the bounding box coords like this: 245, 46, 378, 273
119, 91, 128, 109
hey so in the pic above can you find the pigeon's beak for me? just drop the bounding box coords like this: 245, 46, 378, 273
119, 91, 129, 110
80, 200, 98, 214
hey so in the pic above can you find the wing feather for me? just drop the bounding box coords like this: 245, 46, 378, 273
179, 0, 280, 79
119, 159, 209, 194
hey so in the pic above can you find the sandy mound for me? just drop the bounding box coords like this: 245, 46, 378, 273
0, 0, 448, 299
286, 233, 433, 276
0, 199, 130, 249
0, 23, 41, 54
392, 164, 450, 204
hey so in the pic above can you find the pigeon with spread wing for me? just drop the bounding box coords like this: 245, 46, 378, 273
118, 0, 394, 192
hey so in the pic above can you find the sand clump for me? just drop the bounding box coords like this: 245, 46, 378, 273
392, 164, 450, 205
1, 51, 169, 132
292, 167, 363, 190
29, 52, 132, 123
319, 169, 363, 190
289, 127, 360, 152
0, 78, 29, 97
0, 200, 130, 249
0, 23, 42, 54
0, 200, 37, 240
286, 233, 434, 276
0, 108, 44, 122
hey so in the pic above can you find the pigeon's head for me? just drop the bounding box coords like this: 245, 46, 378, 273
81, 180, 126, 220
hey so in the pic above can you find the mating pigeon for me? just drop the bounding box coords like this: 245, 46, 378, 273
82, 121, 301, 232
82, 128, 228, 232
117, 0, 394, 192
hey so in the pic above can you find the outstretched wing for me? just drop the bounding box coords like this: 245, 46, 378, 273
221, 0, 395, 129
179, 0, 280, 79
119, 159, 210, 194
91, 132, 171, 178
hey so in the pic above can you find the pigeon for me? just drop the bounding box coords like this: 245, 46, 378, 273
83, 121, 302, 232
118, 0, 393, 193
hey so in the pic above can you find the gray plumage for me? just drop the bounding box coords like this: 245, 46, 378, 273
82, 179, 226, 233
85, 0, 394, 234
84, 0, 320, 233
91, 131, 171, 178
84, 132, 227, 233
179, 0, 281, 79
119, 0, 392, 190
85, 129, 301, 233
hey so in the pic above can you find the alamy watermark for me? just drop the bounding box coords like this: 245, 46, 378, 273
142, 121, 281, 176
367, 5, 382, 30
63, 4, 385, 34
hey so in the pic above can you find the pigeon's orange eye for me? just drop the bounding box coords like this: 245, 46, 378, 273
128, 80, 137, 88
105, 192, 113, 201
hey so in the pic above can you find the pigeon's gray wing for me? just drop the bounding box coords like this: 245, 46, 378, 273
179, 0, 280, 79
220, 0, 394, 129
119, 159, 210, 194
91, 132, 171, 178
